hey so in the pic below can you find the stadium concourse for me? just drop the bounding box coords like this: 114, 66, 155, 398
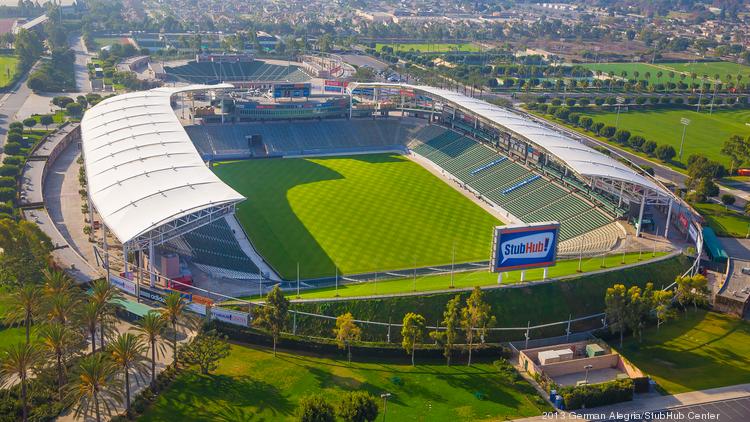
75, 82, 688, 299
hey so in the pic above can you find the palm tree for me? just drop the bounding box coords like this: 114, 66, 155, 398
39, 323, 82, 400
42, 268, 74, 296
0, 343, 42, 422
5, 283, 42, 344
135, 311, 167, 387
68, 354, 124, 422
91, 279, 123, 349
108, 333, 148, 415
80, 301, 100, 354
160, 292, 196, 366
45, 292, 79, 325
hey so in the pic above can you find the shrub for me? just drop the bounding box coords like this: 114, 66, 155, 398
687, 96, 698, 105
659, 97, 671, 104
579, 116, 593, 130
0, 187, 15, 202
642, 141, 657, 155
3, 142, 22, 155
641, 165, 655, 176
648, 96, 659, 105
591, 122, 605, 134
721, 194, 736, 206
605, 97, 617, 105
565, 98, 576, 107
674, 97, 685, 105
551, 98, 562, 106
655, 144, 676, 162
298, 394, 335, 422
2, 156, 21, 166
337, 391, 379, 422
599, 125, 616, 138
628, 135, 645, 150
0, 165, 19, 177
568, 112, 581, 125
635, 97, 647, 105
594, 97, 605, 106
613, 129, 631, 144
9, 122, 23, 131
578, 98, 590, 107
22, 117, 36, 129
6, 133, 22, 144
536, 103, 549, 114
560, 378, 634, 410
66, 103, 83, 116
554, 107, 571, 120
0, 176, 15, 187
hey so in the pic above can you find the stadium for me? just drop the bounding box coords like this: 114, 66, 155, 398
79, 80, 696, 303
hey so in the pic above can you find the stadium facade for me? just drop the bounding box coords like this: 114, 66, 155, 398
80, 82, 693, 289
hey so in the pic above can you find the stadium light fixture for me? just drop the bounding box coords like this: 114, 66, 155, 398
678, 117, 691, 160
614, 96, 625, 129
380, 393, 392, 422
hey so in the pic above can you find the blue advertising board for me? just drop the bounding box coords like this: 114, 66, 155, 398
491, 222, 560, 272
273, 83, 311, 98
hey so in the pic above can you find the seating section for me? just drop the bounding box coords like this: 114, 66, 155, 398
186, 119, 446, 159
162, 219, 260, 274
165, 61, 311, 83
411, 130, 614, 241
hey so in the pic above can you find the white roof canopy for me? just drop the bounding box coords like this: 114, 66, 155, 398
81, 84, 244, 244
350, 83, 665, 194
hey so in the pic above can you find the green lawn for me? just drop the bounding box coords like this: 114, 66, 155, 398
93, 36, 130, 49
692, 202, 750, 238
139, 344, 549, 421
578, 107, 750, 168
213, 154, 501, 280
581, 61, 750, 85
375, 42, 481, 53
613, 310, 750, 394
0, 54, 18, 88
240, 252, 668, 301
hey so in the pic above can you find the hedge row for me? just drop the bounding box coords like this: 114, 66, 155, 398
528, 103, 677, 164
535, 94, 748, 108
559, 378, 634, 410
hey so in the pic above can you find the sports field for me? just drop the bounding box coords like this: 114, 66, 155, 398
213, 154, 501, 280
692, 202, 750, 238
582, 61, 750, 84
614, 310, 750, 394
578, 108, 750, 168
375, 42, 481, 53
0, 54, 18, 88
139, 344, 550, 421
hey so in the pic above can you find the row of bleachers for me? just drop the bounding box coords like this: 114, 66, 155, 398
176, 219, 261, 274
165, 61, 311, 83
410, 127, 614, 241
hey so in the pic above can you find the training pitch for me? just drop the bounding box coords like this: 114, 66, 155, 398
214, 154, 501, 280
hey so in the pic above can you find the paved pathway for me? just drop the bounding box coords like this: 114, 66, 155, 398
513, 383, 750, 421
71, 34, 92, 92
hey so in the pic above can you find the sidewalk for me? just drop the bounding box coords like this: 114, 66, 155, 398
513, 383, 750, 421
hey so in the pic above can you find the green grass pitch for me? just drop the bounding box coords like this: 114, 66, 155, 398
213, 154, 502, 280
0, 54, 18, 88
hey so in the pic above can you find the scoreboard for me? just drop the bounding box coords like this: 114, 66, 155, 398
273, 83, 311, 98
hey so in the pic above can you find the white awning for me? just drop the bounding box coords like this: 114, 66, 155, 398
81, 84, 244, 244
350, 83, 665, 194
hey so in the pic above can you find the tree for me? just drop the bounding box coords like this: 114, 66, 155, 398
0, 219, 52, 286
52, 96, 74, 108
0, 343, 42, 422
8, 121, 24, 132
722, 135, 750, 173
461, 287, 495, 366
652, 290, 676, 331
79, 301, 100, 354
68, 353, 124, 422
430, 294, 461, 366
91, 279, 123, 349
22, 117, 36, 131
334, 312, 361, 364
337, 391, 378, 422
181, 329, 230, 375
40, 114, 54, 129
66, 103, 83, 117
655, 144, 676, 162
253, 285, 289, 357
135, 311, 167, 387
39, 323, 82, 400
5, 283, 41, 344
298, 393, 335, 422
624, 285, 650, 343
160, 292, 196, 365
108, 332, 148, 415
642, 140, 657, 155
401, 312, 426, 366
721, 194, 736, 206
605, 284, 627, 347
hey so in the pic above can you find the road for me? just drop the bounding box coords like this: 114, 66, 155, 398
70, 34, 92, 93
0, 66, 34, 155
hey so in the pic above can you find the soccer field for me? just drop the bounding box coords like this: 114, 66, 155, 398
579, 107, 750, 168
213, 154, 501, 280
375, 42, 481, 53
582, 61, 750, 85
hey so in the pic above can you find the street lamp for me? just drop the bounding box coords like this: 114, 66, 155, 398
678, 117, 690, 161
380, 393, 392, 422
584, 364, 593, 384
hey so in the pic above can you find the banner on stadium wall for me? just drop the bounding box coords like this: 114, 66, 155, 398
678, 212, 689, 229
400, 89, 415, 97
211, 307, 249, 327
138, 286, 192, 304
324, 85, 343, 93
325, 80, 348, 87
490, 222, 560, 272
688, 223, 699, 243
187, 302, 207, 316
109, 275, 137, 296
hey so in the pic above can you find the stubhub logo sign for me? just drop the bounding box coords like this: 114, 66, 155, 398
492, 223, 559, 272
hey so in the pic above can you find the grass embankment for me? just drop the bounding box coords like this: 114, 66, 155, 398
614, 310, 750, 394
260, 252, 669, 301
692, 202, 750, 238
139, 343, 550, 421
291, 255, 691, 342
213, 154, 501, 280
